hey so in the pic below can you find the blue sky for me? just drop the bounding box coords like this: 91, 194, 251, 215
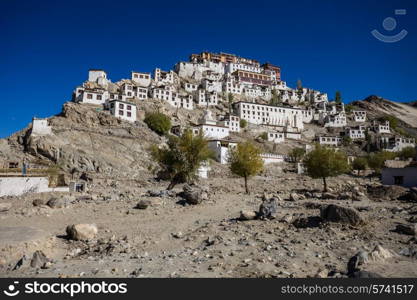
1, 0, 416, 138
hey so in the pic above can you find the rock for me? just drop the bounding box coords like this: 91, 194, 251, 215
13, 255, 28, 270
399, 246, 417, 258
172, 232, 183, 239
66, 224, 98, 241
395, 224, 417, 236
408, 216, 417, 223
0, 202, 12, 212
135, 199, 152, 209
47, 197, 70, 209
369, 245, 394, 261
258, 197, 278, 219
367, 185, 408, 201
180, 184, 209, 205
315, 269, 328, 278
30, 250, 50, 268
292, 216, 322, 228
320, 204, 365, 226
322, 192, 337, 200
289, 193, 304, 201
32, 199, 45, 207
239, 210, 257, 221
147, 190, 175, 197
405, 188, 417, 202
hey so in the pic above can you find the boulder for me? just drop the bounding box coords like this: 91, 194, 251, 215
320, 204, 365, 226
368, 245, 394, 261
66, 224, 98, 241
239, 210, 257, 221
181, 184, 209, 205
395, 224, 417, 236
135, 199, 152, 209
289, 193, 304, 201
0, 202, 12, 212
32, 199, 45, 207
366, 185, 408, 201
258, 197, 278, 219
322, 192, 338, 200
30, 250, 50, 268
292, 216, 322, 228
47, 197, 70, 209
405, 188, 417, 202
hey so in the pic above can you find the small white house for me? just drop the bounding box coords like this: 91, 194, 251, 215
78, 89, 109, 105
317, 136, 342, 146
219, 115, 240, 133
32, 118, 52, 136
267, 132, 285, 144
345, 125, 366, 140
208, 139, 237, 164
183, 82, 199, 93
131, 71, 151, 87
261, 153, 285, 164
382, 160, 417, 187
193, 110, 229, 139
196, 90, 218, 107
88, 69, 108, 84
353, 111, 367, 122
372, 120, 390, 134
109, 100, 137, 122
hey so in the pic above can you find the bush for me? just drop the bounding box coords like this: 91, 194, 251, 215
398, 147, 416, 160
144, 112, 172, 135
260, 132, 268, 140
150, 129, 213, 189
240, 119, 247, 129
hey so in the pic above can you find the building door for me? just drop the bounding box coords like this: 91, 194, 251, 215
394, 176, 404, 185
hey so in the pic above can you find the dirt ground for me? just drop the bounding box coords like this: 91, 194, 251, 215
1, 166, 416, 278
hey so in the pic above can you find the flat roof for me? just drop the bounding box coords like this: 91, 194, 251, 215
108, 99, 137, 106
233, 101, 305, 111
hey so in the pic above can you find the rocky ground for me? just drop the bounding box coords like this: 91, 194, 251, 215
1, 167, 416, 278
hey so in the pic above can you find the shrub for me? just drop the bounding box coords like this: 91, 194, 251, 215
144, 112, 172, 135
240, 119, 247, 129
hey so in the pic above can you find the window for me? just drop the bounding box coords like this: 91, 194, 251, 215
127, 112, 132, 117
119, 103, 124, 109
87, 94, 93, 99
97, 95, 102, 100
119, 110, 124, 116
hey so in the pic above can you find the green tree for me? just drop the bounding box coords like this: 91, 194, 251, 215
398, 146, 416, 160
304, 145, 350, 192
367, 151, 396, 174
151, 129, 213, 190
335, 91, 342, 104
229, 142, 264, 194
289, 147, 306, 163
240, 119, 247, 129
352, 157, 368, 176
345, 104, 353, 114
144, 112, 172, 136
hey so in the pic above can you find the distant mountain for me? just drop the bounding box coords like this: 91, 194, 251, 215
351, 95, 417, 129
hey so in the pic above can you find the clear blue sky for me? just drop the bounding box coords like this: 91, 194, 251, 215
1, 0, 416, 138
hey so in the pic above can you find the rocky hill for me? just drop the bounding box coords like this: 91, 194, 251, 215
351, 95, 417, 129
